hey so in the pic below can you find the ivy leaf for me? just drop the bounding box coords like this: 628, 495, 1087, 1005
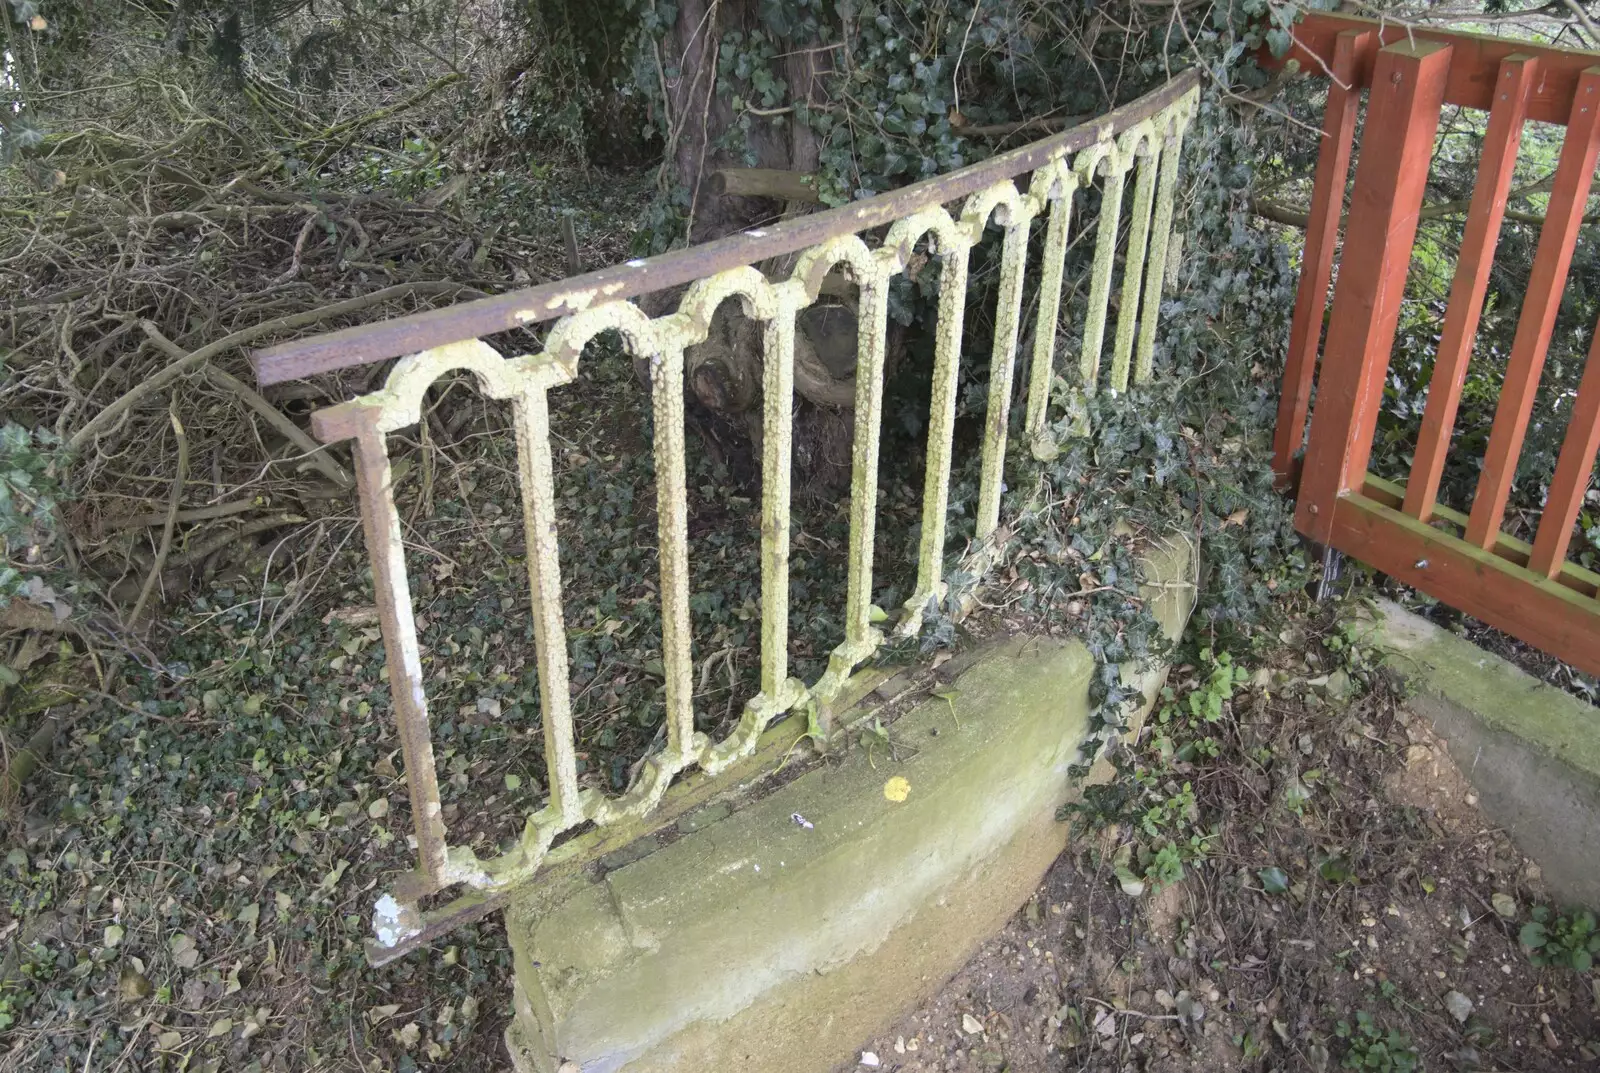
1319, 856, 1355, 885
1257, 866, 1289, 894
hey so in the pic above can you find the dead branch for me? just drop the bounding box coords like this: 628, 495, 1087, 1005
711, 168, 825, 203
164, 513, 308, 570
129, 403, 187, 625
99, 498, 262, 532
70, 283, 469, 451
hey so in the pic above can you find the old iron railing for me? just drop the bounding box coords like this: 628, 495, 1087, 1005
253, 72, 1199, 963
1272, 14, 1600, 675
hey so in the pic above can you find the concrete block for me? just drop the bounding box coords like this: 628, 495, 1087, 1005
505, 535, 1196, 1073
1364, 600, 1600, 907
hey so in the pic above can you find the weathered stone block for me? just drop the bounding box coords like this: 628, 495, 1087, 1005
506, 535, 1195, 1073
1363, 600, 1600, 908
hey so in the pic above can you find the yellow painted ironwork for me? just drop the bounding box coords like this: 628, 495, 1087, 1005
305, 79, 1200, 954
1111, 126, 1163, 393
1076, 138, 1131, 398
977, 189, 1037, 540
1024, 159, 1079, 459
1136, 106, 1195, 384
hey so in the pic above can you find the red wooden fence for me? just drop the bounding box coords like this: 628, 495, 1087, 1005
1273, 14, 1600, 674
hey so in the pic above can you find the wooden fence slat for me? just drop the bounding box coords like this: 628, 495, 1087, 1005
1284, 12, 1600, 126
1363, 472, 1600, 596
1464, 68, 1600, 549
1296, 40, 1454, 543
1404, 55, 1539, 522
1272, 28, 1373, 490
1529, 307, 1600, 577
1331, 493, 1600, 676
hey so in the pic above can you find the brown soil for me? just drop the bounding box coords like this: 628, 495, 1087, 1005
846, 670, 1600, 1072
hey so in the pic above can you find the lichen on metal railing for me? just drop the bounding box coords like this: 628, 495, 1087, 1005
282, 73, 1198, 961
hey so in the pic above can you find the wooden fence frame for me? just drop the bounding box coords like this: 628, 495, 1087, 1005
1272, 13, 1600, 674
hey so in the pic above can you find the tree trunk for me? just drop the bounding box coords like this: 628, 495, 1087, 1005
663, 0, 825, 243
659, 0, 885, 495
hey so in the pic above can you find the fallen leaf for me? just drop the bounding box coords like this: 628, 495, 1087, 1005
367, 798, 390, 819
1492, 892, 1518, 919
118, 966, 153, 1002
317, 859, 350, 893
504, 774, 522, 792
1443, 990, 1473, 1023
368, 1004, 402, 1023
962, 1013, 984, 1036
103, 924, 125, 948
170, 933, 199, 970
883, 776, 910, 803
207, 1018, 233, 1039
157, 1031, 182, 1050
394, 1021, 422, 1048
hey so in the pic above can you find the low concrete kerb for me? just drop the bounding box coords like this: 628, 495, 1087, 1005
1361, 599, 1600, 909
503, 535, 1197, 1073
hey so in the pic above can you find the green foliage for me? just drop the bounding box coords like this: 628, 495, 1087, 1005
1187, 647, 1249, 722
620, 0, 1298, 250
0, 418, 63, 606
1519, 906, 1600, 972
351, 135, 447, 198
505, 0, 645, 161
1335, 1011, 1420, 1073
1149, 652, 1245, 764
0, 609, 508, 1067
1060, 643, 1251, 895
987, 81, 1309, 767
1257, 865, 1289, 893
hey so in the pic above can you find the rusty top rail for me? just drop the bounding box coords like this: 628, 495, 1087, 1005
1282, 12, 1600, 125
250, 69, 1199, 387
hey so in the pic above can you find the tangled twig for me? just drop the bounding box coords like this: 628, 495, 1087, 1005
128, 402, 187, 626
